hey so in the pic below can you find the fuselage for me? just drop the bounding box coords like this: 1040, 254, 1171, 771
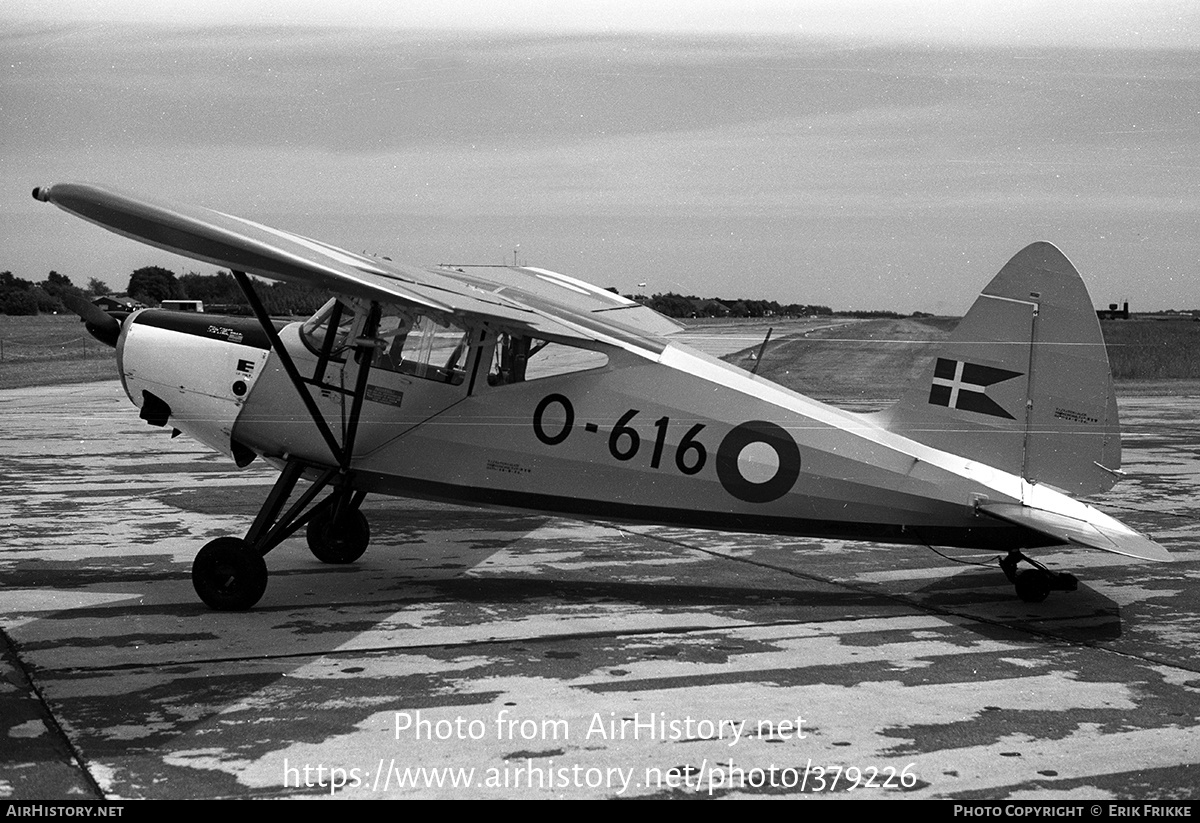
34, 182, 1169, 612
117, 307, 1058, 551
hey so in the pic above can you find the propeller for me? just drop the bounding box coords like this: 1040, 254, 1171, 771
61, 293, 124, 348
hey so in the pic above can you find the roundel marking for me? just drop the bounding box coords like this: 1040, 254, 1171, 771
716, 421, 800, 503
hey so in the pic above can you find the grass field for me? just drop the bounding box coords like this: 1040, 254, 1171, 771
1101, 319, 1200, 380
3, 313, 1199, 395
0, 315, 117, 388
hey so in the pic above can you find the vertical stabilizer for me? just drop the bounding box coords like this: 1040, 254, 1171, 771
876, 243, 1120, 496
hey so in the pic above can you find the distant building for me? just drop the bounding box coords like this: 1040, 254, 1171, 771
1136, 310, 1200, 322
160, 299, 204, 312
1096, 302, 1130, 320
92, 294, 145, 312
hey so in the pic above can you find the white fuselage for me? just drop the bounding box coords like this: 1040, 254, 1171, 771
116, 309, 1094, 551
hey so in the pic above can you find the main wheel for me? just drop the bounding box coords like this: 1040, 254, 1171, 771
306, 508, 370, 564
192, 537, 268, 610
1014, 568, 1051, 603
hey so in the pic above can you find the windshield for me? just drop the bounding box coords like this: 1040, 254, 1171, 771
300, 298, 353, 357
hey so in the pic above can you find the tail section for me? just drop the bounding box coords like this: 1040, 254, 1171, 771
878, 242, 1120, 496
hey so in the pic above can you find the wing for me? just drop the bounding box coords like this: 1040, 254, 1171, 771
33, 183, 681, 352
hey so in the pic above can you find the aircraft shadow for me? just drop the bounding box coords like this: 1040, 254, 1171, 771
907, 567, 1124, 642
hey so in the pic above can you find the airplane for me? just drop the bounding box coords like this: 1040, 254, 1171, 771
33, 182, 1172, 611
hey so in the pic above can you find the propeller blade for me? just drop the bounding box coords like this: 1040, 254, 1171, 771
61, 293, 122, 348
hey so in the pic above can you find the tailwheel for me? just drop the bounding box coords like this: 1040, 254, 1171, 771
1000, 550, 1079, 603
192, 537, 268, 611
306, 507, 370, 564
1014, 569, 1051, 603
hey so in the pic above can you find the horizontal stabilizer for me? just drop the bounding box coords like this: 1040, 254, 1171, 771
980, 502, 1172, 562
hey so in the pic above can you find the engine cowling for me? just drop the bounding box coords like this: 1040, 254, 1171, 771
118, 310, 272, 464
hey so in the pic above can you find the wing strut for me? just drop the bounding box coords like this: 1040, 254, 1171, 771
233, 270, 347, 465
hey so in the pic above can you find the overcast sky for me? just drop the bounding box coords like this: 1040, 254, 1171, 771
3, 2, 1198, 313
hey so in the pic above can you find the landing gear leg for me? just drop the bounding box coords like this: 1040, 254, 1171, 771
190, 459, 351, 610
999, 550, 1079, 603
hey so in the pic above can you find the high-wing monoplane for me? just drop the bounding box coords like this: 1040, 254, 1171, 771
34, 183, 1172, 610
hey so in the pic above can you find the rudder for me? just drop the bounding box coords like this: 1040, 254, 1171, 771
877, 242, 1120, 496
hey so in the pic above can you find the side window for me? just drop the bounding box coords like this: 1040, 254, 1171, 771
488, 333, 608, 385
373, 313, 469, 386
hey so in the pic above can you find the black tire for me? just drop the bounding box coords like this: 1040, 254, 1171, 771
1015, 569, 1051, 603
306, 508, 370, 564
192, 537, 268, 610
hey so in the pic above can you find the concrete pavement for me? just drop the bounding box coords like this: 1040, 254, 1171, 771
1, 381, 1197, 799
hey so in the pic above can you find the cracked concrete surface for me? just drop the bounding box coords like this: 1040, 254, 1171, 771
1, 381, 1197, 799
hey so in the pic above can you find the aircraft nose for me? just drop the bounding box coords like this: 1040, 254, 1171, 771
32, 186, 51, 202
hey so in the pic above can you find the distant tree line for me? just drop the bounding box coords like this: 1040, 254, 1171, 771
0, 270, 95, 315
5, 269, 906, 320
632, 292, 833, 319
129, 267, 333, 316
0, 266, 332, 317
839, 309, 909, 319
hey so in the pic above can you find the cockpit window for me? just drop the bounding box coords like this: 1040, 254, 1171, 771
373, 312, 469, 385
488, 333, 608, 385
300, 298, 353, 358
